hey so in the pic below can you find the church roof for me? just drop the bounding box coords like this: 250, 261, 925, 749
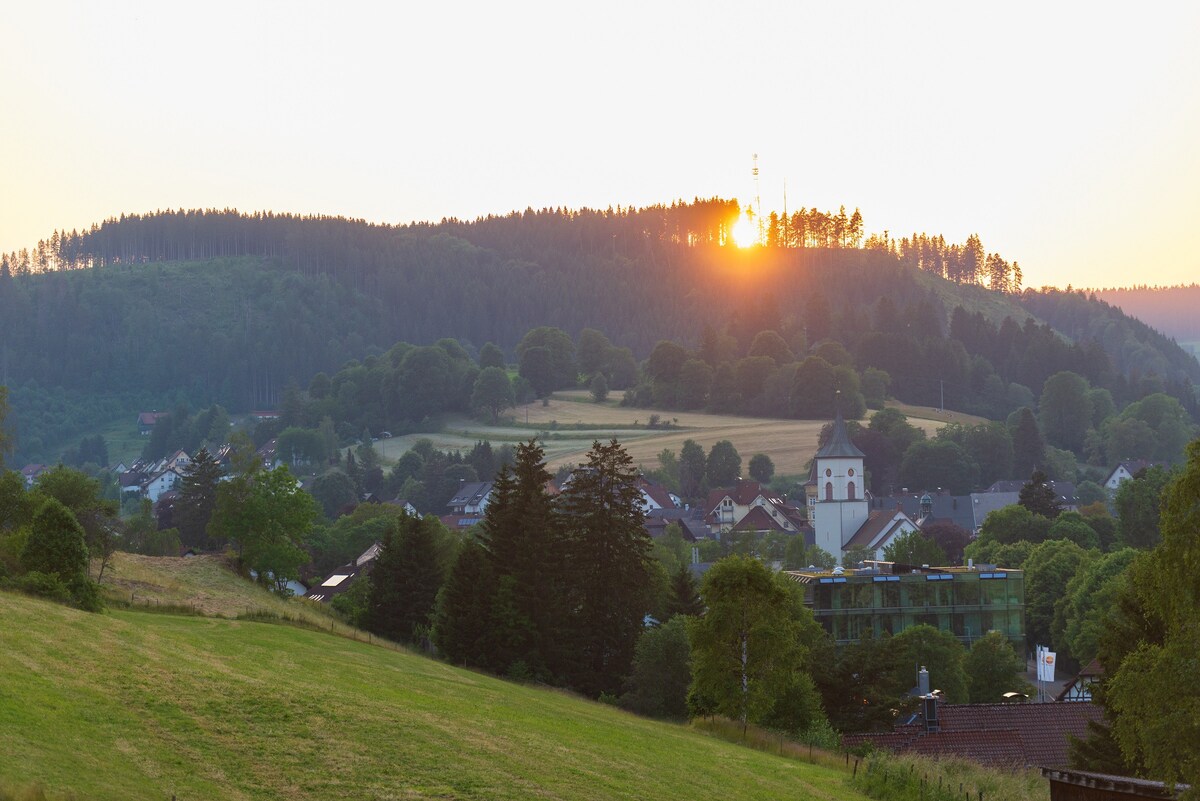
816, 411, 865, 459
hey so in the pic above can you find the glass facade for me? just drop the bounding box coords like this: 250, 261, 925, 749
796, 568, 1024, 647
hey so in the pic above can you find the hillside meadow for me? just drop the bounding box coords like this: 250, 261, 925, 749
0, 591, 868, 801
373, 394, 985, 476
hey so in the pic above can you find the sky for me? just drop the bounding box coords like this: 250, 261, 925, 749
2, 1, 1198, 289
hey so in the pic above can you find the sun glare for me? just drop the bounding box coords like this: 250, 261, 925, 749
731, 214, 758, 248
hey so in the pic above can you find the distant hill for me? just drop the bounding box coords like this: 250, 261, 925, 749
1093, 284, 1200, 348
0, 589, 861, 801
1, 204, 1197, 464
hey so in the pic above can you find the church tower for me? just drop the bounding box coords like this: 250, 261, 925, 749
812, 410, 870, 563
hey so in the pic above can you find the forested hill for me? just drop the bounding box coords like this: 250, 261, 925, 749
1, 203, 1197, 461
1091, 285, 1200, 347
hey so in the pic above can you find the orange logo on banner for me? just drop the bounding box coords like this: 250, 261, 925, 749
1045, 655, 1054, 665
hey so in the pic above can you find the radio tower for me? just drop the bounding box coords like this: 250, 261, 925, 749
752, 153, 763, 244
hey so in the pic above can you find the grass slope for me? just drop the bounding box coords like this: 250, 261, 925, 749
0, 592, 863, 801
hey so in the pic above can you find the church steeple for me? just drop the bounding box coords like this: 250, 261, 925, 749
816, 409, 865, 459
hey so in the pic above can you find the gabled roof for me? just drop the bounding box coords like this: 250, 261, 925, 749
137, 411, 168, 426
637, 477, 678, 509
730, 505, 787, 533
1108, 459, 1165, 480
446, 481, 494, 509
843, 510, 910, 550
816, 412, 865, 459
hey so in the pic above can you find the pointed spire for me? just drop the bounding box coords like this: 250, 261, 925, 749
816, 407, 866, 459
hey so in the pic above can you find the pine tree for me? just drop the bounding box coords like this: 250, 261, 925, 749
1011, 407, 1046, 476
559, 439, 652, 697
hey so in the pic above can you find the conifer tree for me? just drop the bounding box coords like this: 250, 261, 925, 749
174, 447, 223, 548
479, 438, 566, 679
363, 515, 443, 645
667, 563, 704, 619
432, 539, 499, 669
559, 439, 652, 697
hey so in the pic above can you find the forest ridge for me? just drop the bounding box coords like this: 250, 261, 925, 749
0, 200, 1196, 465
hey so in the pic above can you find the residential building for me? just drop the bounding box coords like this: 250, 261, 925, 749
704, 479, 806, 536
1056, 658, 1103, 703
446, 481, 494, 515
137, 411, 168, 435
785, 561, 1025, 647
844, 699, 1101, 768
1104, 460, 1165, 493
305, 542, 381, 604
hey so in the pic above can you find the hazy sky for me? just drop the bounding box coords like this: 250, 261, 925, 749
3, 2, 1198, 289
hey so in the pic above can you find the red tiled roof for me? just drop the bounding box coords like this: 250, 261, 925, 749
638, 478, 676, 509
845, 702, 1102, 769
910, 729, 1026, 765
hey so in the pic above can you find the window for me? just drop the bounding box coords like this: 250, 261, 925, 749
848, 468, 855, 476
825, 468, 832, 477
847, 481, 856, 500
825, 482, 833, 501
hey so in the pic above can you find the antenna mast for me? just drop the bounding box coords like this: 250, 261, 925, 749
752, 153, 763, 244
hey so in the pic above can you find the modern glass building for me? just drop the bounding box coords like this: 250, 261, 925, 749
785, 562, 1024, 647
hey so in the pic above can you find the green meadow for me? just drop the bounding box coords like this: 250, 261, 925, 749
0, 590, 866, 801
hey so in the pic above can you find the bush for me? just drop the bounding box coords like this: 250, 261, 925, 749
10, 571, 72, 603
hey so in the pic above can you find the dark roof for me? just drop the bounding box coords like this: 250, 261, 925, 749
845, 701, 1102, 768
844, 511, 907, 550
137, 411, 168, 426
985, 479, 1077, 505
731, 505, 787, 533
446, 481, 494, 509
704, 479, 781, 513
871, 493, 976, 532
816, 412, 865, 459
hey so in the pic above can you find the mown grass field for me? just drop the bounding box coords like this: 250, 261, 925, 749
373, 394, 985, 475
0, 591, 867, 801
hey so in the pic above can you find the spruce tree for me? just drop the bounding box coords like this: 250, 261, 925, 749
363, 515, 443, 645
432, 539, 499, 669
479, 439, 566, 679
667, 563, 704, 619
559, 439, 652, 697
1011, 407, 1046, 476
174, 447, 223, 548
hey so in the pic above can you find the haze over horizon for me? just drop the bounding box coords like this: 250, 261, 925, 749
3, 1, 1198, 290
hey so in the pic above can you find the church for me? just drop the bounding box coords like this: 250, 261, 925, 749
805, 412, 920, 564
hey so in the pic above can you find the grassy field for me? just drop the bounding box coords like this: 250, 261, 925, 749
372, 395, 986, 476
0, 591, 867, 801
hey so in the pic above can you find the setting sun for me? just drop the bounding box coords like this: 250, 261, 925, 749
731, 213, 758, 247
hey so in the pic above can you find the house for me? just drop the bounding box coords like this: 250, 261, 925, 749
137, 411, 169, 435
1056, 658, 1103, 702
163, 449, 191, 473
257, 439, 282, 471
19, 464, 47, 488
439, 514, 486, 532
869, 491, 977, 533
384, 498, 419, 516
119, 469, 148, 495
1104, 460, 1165, 493
806, 413, 921, 563
787, 561, 1025, 646
446, 481, 494, 515
141, 468, 182, 503
251, 410, 281, 422
636, 476, 681, 513
705, 479, 806, 537
644, 506, 710, 541
968, 491, 1021, 532
843, 698, 1102, 768
984, 479, 1078, 511
305, 542, 381, 603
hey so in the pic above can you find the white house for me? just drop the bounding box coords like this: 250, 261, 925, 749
1103, 459, 1163, 493
704, 479, 804, 535
141, 468, 182, 503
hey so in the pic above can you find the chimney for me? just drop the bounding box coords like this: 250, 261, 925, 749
918, 666, 930, 695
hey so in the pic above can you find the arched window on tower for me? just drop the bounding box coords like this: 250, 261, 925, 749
847, 481, 856, 500
825, 482, 833, 501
